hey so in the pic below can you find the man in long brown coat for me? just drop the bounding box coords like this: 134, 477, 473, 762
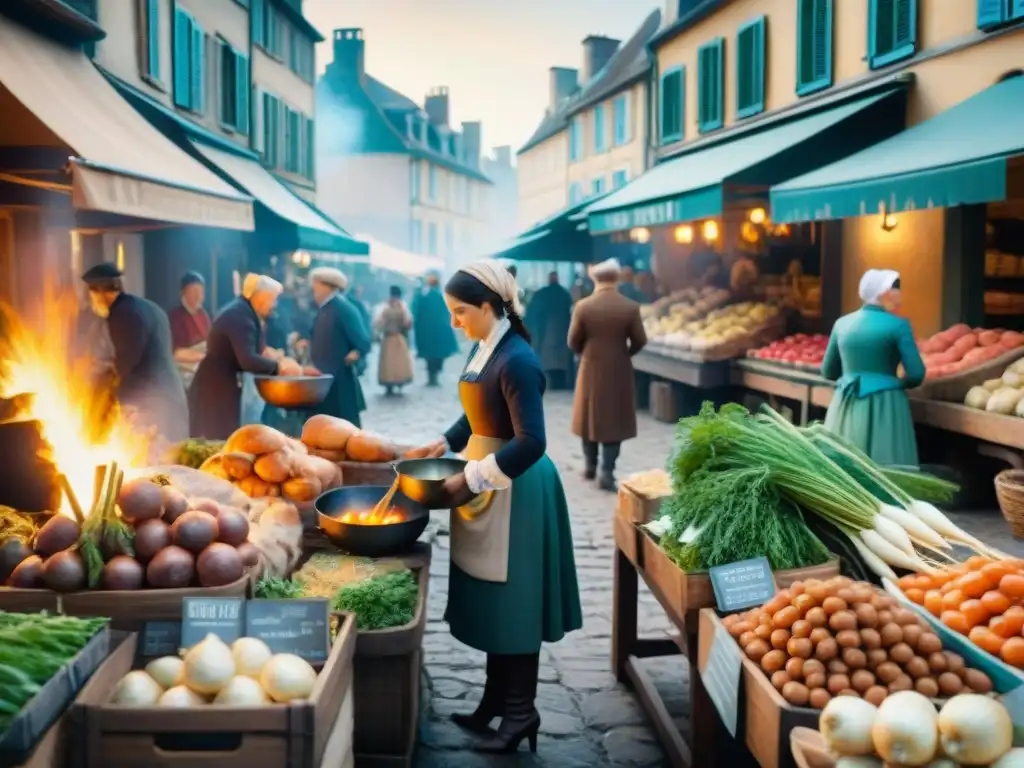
568, 258, 647, 491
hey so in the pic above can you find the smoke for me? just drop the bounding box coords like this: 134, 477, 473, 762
316, 92, 367, 157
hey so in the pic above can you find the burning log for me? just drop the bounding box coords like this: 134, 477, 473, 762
0, 419, 60, 513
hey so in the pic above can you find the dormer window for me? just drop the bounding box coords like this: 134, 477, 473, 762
417, 116, 427, 144
405, 113, 415, 139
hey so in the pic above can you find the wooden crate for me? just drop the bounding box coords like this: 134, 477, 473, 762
641, 532, 841, 621
0, 587, 60, 613
698, 609, 818, 768
70, 616, 357, 768
612, 513, 640, 568
617, 485, 665, 524
342, 565, 429, 767
61, 572, 252, 631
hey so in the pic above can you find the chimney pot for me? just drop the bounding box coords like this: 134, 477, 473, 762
330, 27, 365, 82
425, 86, 450, 127
548, 67, 578, 110
461, 121, 482, 169
581, 35, 620, 83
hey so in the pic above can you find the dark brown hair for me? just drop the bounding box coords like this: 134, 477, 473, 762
445, 271, 530, 343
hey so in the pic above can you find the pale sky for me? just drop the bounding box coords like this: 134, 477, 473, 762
304, 0, 659, 156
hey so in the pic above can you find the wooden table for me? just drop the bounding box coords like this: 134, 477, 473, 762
611, 516, 714, 768
633, 348, 733, 389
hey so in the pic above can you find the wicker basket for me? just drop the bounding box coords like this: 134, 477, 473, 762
995, 469, 1024, 538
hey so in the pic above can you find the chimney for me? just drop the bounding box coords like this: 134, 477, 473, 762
548, 67, 578, 110
424, 86, 450, 126
330, 28, 365, 82
494, 146, 511, 166
581, 35, 620, 82
461, 121, 481, 168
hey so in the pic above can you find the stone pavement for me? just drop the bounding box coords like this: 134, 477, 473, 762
359, 351, 1018, 767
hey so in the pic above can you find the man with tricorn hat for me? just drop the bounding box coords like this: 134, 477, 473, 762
81, 262, 189, 443
308, 266, 371, 426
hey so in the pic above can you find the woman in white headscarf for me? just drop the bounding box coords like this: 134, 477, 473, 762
821, 268, 925, 465
404, 260, 582, 755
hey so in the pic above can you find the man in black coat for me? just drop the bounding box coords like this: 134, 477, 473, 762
308, 267, 371, 426
82, 263, 189, 443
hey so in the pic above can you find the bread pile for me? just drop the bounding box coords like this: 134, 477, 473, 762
300, 415, 397, 464
200, 425, 343, 502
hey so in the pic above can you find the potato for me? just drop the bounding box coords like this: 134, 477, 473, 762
346, 431, 396, 463
236, 474, 277, 499
282, 475, 322, 503
305, 455, 343, 490
225, 424, 287, 456
309, 447, 346, 462
253, 449, 294, 484
221, 452, 255, 480
300, 415, 358, 451
199, 455, 231, 481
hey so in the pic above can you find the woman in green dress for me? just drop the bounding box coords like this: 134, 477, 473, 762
822, 269, 925, 466
406, 261, 583, 755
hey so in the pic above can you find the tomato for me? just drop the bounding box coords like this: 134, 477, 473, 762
942, 589, 967, 612
941, 610, 970, 635
905, 588, 925, 605
1000, 574, 1024, 599
969, 626, 1006, 655
959, 571, 989, 599
981, 590, 1012, 617
1001, 636, 1024, 668
980, 561, 1018, 588
960, 599, 990, 628
923, 590, 944, 617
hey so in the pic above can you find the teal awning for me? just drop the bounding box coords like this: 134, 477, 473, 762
487, 229, 552, 260
520, 192, 613, 237
586, 89, 905, 234
191, 141, 368, 255
770, 76, 1024, 224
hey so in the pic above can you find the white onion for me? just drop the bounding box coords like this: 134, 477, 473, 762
991, 747, 1024, 767
231, 637, 273, 679
145, 656, 184, 689
819, 696, 878, 756
182, 633, 236, 695
835, 758, 882, 767
260, 653, 318, 703
872, 690, 938, 766
157, 685, 206, 707
213, 675, 270, 706
111, 670, 164, 706
937, 693, 1012, 765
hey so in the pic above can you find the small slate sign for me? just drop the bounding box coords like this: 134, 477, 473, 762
181, 597, 245, 649
140, 621, 183, 657
245, 599, 331, 663
703, 620, 744, 737
709, 557, 776, 613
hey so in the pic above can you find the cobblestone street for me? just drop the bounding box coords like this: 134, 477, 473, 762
361, 353, 680, 767
359, 350, 1017, 767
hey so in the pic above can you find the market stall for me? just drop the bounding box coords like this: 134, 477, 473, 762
608, 401, 1024, 766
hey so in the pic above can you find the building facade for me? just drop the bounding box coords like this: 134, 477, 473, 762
480, 146, 518, 258
591, 0, 1024, 336
81, 0, 356, 310
316, 28, 493, 272
509, 11, 661, 284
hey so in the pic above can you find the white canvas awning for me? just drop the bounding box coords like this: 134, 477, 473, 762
354, 234, 445, 276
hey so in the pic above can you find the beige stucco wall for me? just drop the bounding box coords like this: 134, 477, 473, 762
94, 0, 250, 150
517, 133, 569, 229
567, 81, 649, 193
252, 48, 313, 118
653, 0, 1024, 335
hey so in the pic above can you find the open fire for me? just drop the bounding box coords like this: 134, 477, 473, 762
0, 285, 149, 517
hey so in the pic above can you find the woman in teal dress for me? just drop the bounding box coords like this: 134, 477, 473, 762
822, 269, 925, 466
406, 261, 582, 755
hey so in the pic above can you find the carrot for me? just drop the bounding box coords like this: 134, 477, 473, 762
978, 330, 1001, 347
949, 333, 979, 358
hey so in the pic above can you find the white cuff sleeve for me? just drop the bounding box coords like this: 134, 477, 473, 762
464, 454, 512, 494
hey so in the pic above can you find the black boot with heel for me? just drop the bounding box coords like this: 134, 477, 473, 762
450, 653, 504, 734
474, 652, 541, 754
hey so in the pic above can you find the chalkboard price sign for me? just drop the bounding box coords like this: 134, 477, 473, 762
245, 599, 331, 663
181, 597, 245, 649
709, 557, 776, 613
141, 621, 183, 658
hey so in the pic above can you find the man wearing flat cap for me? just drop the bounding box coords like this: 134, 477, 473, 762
568, 258, 647, 491
308, 266, 371, 426
82, 262, 189, 443
167, 271, 211, 389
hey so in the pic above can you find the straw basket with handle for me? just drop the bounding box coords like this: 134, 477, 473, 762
995, 469, 1024, 538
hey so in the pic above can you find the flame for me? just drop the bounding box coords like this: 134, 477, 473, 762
0, 285, 149, 517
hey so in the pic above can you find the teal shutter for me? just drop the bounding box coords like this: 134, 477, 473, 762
1012, 0, 1024, 18
190, 21, 205, 113
236, 54, 250, 135
305, 118, 315, 181
868, 0, 917, 68
252, 0, 265, 46
658, 67, 683, 144
145, 0, 160, 79
736, 16, 766, 118
977, 0, 1006, 26
697, 40, 724, 132
796, 0, 833, 95
172, 9, 190, 107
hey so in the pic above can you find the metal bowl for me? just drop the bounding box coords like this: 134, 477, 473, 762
393, 457, 469, 509
254, 374, 334, 409
315, 485, 429, 557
